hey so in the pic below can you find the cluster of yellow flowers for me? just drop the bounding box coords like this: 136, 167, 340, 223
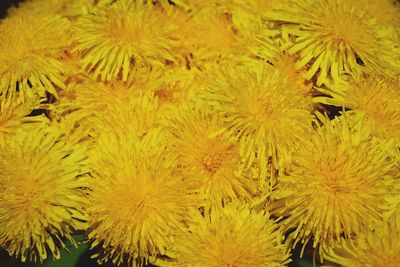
0, 0, 399, 266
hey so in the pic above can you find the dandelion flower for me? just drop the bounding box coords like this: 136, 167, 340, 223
0, 13, 70, 96
0, 125, 88, 263
274, 114, 397, 261
89, 95, 161, 140
164, 201, 291, 266
317, 73, 400, 141
203, 62, 313, 184
73, 0, 179, 81
266, 0, 399, 85
325, 219, 400, 267
0, 92, 47, 140
165, 104, 260, 202
87, 129, 195, 266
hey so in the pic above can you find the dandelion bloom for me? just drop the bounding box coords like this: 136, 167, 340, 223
0, 13, 70, 96
325, 219, 400, 267
317, 73, 400, 141
0, 125, 88, 262
73, 0, 179, 81
164, 201, 291, 266
203, 62, 313, 184
265, 0, 399, 85
0, 92, 47, 139
87, 129, 195, 266
274, 114, 398, 261
165, 103, 260, 202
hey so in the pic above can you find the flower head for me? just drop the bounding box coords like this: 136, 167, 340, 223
274, 114, 397, 261
73, 0, 179, 81
202, 62, 313, 184
87, 129, 195, 266
0, 13, 70, 96
164, 201, 291, 266
266, 0, 399, 85
0, 125, 88, 262
325, 218, 400, 267
317, 73, 400, 141
0, 92, 47, 141
165, 103, 260, 202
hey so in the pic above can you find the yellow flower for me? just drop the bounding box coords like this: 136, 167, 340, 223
73, 0, 179, 81
265, 0, 399, 85
0, 13, 70, 97
164, 104, 260, 202
0, 92, 47, 140
0, 125, 88, 263
274, 114, 397, 261
89, 95, 161, 140
317, 73, 400, 141
325, 219, 400, 267
87, 129, 196, 266
50, 69, 161, 138
162, 201, 291, 266
202, 62, 313, 185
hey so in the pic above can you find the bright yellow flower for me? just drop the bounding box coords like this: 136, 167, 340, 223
202, 62, 313, 185
89, 95, 161, 140
0, 13, 70, 97
73, 0, 180, 81
0, 92, 47, 140
162, 201, 291, 266
317, 73, 400, 141
87, 129, 196, 266
265, 0, 399, 85
0, 125, 88, 263
274, 114, 398, 261
164, 104, 260, 202
325, 218, 400, 267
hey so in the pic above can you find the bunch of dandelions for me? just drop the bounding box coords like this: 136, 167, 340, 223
0, 0, 399, 266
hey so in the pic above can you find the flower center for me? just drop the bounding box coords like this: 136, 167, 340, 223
202, 153, 224, 173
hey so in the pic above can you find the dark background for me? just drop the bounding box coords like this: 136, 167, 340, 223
0, 0, 23, 18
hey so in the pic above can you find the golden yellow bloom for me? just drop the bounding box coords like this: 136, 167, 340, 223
50, 68, 161, 138
317, 73, 400, 141
266, 0, 399, 85
274, 114, 397, 261
163, 201, 291, 266
0, 92, 47, 140
73, 0, 179, 81
89, 95, 161, 140
0, 13, 70, 97
325, 219, 400, 267
165, 104, 260, 202
203, 62, 313, 185
87, 129, 195, 266
0, 125, 88, 263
